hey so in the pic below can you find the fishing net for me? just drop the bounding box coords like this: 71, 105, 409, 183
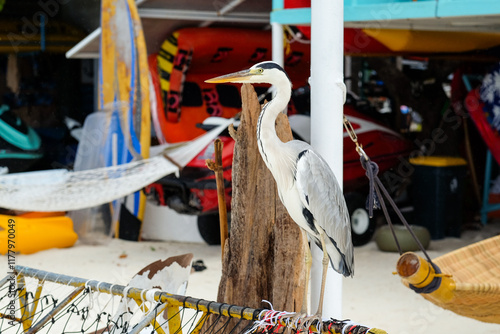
0, 266, 385, 334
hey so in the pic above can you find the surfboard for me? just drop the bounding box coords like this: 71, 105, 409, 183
99, 0, 150, 239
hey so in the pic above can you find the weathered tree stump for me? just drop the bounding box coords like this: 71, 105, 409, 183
217, 83, 307, 313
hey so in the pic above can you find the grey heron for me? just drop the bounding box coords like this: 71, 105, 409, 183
206, 61, 354, 316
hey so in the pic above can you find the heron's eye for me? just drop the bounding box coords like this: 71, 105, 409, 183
257, 68, 264, 74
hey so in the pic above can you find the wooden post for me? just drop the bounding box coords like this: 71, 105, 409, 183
217, 84, 307, 313
206, 139, 229, 258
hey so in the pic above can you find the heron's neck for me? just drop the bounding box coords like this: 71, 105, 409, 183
257, 81, 291, 167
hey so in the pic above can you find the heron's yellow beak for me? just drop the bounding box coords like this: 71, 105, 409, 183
205, 68, 262, 83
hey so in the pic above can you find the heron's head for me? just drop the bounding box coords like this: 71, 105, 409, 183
205, 61, 291, 86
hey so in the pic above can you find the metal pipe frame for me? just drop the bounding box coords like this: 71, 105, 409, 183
2, 266, 385, 334
13, 265, 260, 322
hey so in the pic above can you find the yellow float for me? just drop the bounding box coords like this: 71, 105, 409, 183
0, 213, 77, 255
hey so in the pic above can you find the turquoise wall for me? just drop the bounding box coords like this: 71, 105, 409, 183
272, 0, 500, 24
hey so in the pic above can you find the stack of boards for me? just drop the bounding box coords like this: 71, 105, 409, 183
97, 0, 150, 240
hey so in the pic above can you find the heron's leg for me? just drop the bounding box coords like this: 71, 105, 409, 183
316, 232, 329, 317
301, 238, 312, 314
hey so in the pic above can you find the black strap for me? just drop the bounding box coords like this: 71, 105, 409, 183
408, 261, 443, 294
359, 156, 435, 265
362, 158, 380, 218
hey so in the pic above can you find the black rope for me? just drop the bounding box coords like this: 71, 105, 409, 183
227, 304, 235, 318
214, 304, 232, 334
181, 295, 190, 311
359, 156, 435, 265
195, 298, 202, 312
238, 306, 257, 334
252, 308, 263, 322
226, 305, 245, 334
218, 303, 227, 316
361, 157, 403, 254
206, 301, 214, 314
373, 178, 403, 255
362, 158, 380, 218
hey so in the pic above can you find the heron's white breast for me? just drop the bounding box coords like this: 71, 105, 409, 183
278, 182, 317, 236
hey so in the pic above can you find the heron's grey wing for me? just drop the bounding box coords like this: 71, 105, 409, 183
294, 147, 354, 271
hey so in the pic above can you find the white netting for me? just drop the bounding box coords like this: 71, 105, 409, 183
0, 266, 386, 334
0, 156, 177, 212
0, 265, 196, 334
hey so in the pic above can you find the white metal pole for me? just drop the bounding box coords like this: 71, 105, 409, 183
272, 22, 284, 67
272, 22, 284, 109
310, 0, 344, 318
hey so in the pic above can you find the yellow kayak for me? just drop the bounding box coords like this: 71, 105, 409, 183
0, 214, 78, 255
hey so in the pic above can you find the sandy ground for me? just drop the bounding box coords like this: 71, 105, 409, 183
3, 219, 500, 334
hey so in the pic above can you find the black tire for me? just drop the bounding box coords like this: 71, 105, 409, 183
197, 214, 232, 245
345, 192, 377, 246
197, 214, 221, 245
